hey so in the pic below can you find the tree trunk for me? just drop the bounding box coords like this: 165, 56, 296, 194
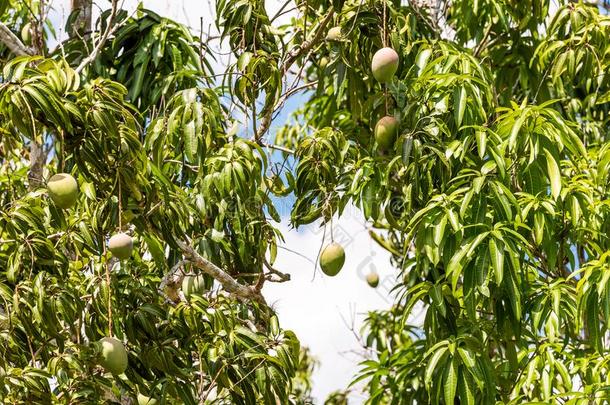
28, 141, 45, 189
70, 0, 92, 38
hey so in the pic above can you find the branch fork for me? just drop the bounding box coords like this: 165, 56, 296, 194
176, 240, 267, 305
253, 7, 335, 143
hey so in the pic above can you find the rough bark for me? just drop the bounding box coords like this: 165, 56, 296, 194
177, 240, 267, 305
27, 142, 45, 189
74, 0, 120, 74
70, 0, 92, 38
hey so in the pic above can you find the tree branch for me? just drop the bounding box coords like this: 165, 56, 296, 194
259, 142, 295, 155
74, 0, 119, 74
158, 259, 188, 303
279, 80, 318, 104
27, 141, 45, 189
263, 259, 291, 283
0, 22, 34, 56
281, 8, 335, 74
177, 240, 267, 305
473, 23, 492, 57
253, 7, 334, 142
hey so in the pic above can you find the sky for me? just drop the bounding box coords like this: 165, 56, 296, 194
45, 0, 408, 402
264, 206, 402, 402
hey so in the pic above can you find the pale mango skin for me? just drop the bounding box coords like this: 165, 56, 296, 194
326, 26, 342, 41
371, 47, 399, 83
319, 56, 329, 70
366, 272, 380, 288
375, 116, 399, 149
21, 22, 31, 45
320, 243, 345, 276
137, 393, 158, 405
108, 233, 133, 260
98, 337, 128, 375
47, 173, 78, 209
182, 274, 206, 300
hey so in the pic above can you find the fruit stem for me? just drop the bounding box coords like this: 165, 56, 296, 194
104, 243, 113, 337
117, 172, 122, 231
382, 0, 387, 48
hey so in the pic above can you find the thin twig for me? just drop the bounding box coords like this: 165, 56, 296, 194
259, 142, 295, 155
271, 0, 295, 22
103, 243, 113, 337
252, 79, 318, 150
75, 0, 119, 74
263, 259, 291, 283
473, 23, 492, 57
253, 7, 335, 142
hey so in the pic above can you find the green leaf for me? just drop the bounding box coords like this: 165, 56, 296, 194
184, 120, 197, 162
505, 269, 522, 321
454, 85, 466, 128
488, 237, 504, 285
475, 130, 486, 159
443, 358, 458, 405
534, 211, 545, 246
430, 284, 447, 318
544, 149, 562, 199
509, 111, 527, 151
425, 347, 448, 388
458, 370, 475, 405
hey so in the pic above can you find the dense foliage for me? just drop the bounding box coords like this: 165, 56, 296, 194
3, 0, 610, 403
283, 0, 610, 403
0, 2, 308, 403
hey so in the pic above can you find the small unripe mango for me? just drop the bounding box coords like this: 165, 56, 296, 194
375, 116, 398, 149
371, 47, 399, 83
98, 337, 128, 375
319, 56, 329, 70
21, 22, 31, 45
47, 173, 78, 209
326, 26, 342, 41
108, 233, 133, 260
320, 243, 345, 276
366, 272, 379, 288
182, 274, 206, 300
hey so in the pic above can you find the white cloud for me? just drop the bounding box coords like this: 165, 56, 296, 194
263, 208, 399, 403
